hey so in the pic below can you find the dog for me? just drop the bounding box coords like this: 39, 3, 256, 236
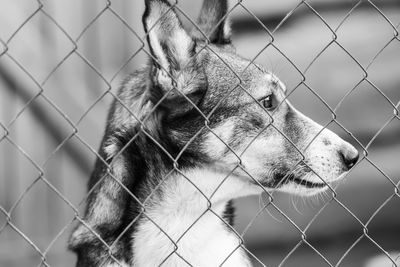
69, 0, 359, 266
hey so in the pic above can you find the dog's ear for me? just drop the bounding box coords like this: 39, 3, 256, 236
143, 0, 195, 75
192, 0, 231, 45
143, 0, 206, 113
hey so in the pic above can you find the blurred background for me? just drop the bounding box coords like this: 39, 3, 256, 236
0, 0, 399, 266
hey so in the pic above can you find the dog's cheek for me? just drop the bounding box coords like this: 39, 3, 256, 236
202, 120, 237, 160
236, 133, 284, 179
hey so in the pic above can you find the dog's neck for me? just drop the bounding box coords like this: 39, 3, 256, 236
131, 168, 259, 266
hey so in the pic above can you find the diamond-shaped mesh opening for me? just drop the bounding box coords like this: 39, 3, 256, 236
366, 196, 400, 246
0, 0, 39, 41
366, 119, 400, 178
336, 80, 397, 145
42, 1, 108, 39
338, 235, 399, 267
334, 6, 397, 62
8, 178, 77, 249
0, 140, 45, 209
367, 40, 400, 103
0, 55, 43, 125
6, 13, 75, 83
287, 84, 337, 124
1, 0, 400, 266
41, 53, 111, 123
4, 99, 77, 166
0, 223, 46, 267
74, 94, 115, 148
304, 43, 366, 103
75, 10, 144, 79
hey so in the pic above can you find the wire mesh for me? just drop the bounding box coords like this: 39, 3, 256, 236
0, 0, 399, 266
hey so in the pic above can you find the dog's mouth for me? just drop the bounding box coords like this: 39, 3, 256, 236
259, 171, 329, 190
256, 165, 350, 195
286, 176, 327, 189
279, 164, 331, 189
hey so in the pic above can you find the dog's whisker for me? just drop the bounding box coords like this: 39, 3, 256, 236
261, 194, 284, 223
292, 194, 303, 215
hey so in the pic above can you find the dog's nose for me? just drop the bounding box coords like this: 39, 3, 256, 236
340, 146, 359, 170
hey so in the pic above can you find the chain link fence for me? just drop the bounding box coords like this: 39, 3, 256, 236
0, 0, 399, 266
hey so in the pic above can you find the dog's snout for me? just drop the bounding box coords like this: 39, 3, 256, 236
339, 145, 359, 170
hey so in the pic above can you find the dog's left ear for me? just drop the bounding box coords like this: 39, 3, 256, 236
143, 0, 195, 75
192, 0, 231, 45
143, 0, 206, 113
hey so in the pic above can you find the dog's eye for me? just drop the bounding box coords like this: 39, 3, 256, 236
261, 95, 276, 110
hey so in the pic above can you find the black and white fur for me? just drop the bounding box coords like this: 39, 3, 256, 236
69, 0, 359, 266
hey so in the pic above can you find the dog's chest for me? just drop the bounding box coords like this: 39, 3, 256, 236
130, 172, 253, 266
132, 212, 251, 266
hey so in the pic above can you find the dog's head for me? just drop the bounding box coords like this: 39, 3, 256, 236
137, 0, 359, 196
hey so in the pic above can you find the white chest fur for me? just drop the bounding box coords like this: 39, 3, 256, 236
131, 168, 260, 267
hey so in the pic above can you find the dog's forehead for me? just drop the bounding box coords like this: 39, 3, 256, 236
202, 47, 282, 98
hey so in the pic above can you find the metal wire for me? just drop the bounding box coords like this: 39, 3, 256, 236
0, 0, 399, 266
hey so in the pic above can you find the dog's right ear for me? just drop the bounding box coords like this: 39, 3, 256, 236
192, 0, 231, 45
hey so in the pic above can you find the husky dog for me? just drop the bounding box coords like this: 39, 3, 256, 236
69, 0, 359, 266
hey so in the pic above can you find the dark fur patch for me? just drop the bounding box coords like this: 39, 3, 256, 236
222, 200, 235, 226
